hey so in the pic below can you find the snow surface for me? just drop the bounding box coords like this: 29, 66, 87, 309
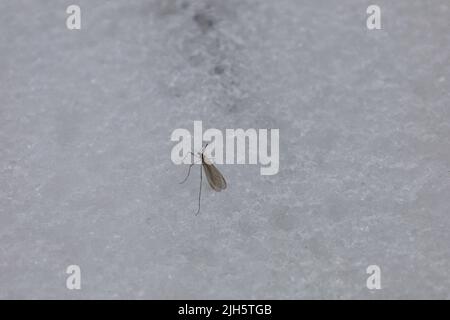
1, 0, 450, 299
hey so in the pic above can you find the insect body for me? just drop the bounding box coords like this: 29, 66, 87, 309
180, 144, 226, 215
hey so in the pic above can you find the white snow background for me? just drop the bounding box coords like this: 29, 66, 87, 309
1, 0, 450, 299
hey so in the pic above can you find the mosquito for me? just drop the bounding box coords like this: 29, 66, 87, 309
179, 143, 227, 215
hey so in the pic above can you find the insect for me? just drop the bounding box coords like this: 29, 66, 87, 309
179, 143, 227, 215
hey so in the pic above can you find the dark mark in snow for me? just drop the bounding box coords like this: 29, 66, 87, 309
214, 65, 225, 75
193, 12, 215, 32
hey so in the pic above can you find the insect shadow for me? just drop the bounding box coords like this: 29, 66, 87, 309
179, 143, 227, 215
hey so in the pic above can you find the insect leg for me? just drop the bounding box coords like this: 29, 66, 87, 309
195, 164, 203, 215
179, 163, 195, 184
179, 150, 203, 184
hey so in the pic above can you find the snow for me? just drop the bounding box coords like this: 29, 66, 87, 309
1, 0, 450, 299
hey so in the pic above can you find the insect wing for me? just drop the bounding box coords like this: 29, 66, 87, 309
203, 162, 227, 191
